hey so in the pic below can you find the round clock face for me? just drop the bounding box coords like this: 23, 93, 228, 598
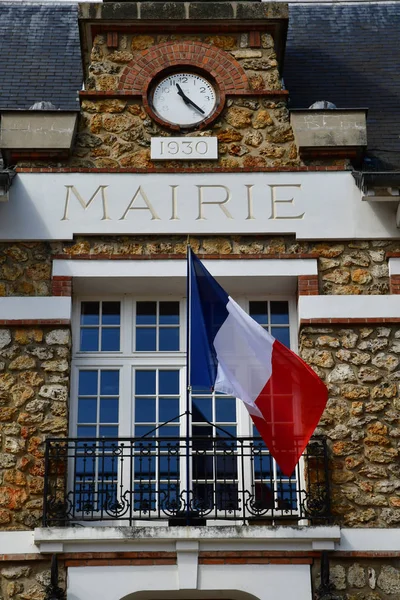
151, 72, 217, 127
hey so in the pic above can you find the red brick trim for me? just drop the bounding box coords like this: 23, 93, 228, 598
199, 558, 313, 565
15, 166, 347, 173
107, 32, 119, 49
390, 274, 400, 294
119, 41, 248, 96
65, 558, 176, 567
298, 275, 319, 296
301, 317, 400, 325
0, 554, 47, 562
385, 252, 400, 258
249, 31, 262, 48
0, 320, 70, 326
53, 253, 318, 261
52, 276, 72, 297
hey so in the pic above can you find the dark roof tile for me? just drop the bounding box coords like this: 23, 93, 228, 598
0, 2, 82, 111
285, 3, 400, 169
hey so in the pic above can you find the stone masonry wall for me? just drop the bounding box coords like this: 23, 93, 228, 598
0, 327, 70, 530
300, 324, 400, 528
64, 31, 299, 170
0, 244, 52, 297
313, 558, 400, 600
57, 236, 399, 296
2, 237, 398, 297
0, 561, 66, 600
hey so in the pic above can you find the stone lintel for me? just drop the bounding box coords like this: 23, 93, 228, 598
78, 2, 289, 22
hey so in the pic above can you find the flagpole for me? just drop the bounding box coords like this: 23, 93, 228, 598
185, 243, 191, 524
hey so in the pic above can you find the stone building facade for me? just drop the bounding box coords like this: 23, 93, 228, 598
1, 1, 400, 600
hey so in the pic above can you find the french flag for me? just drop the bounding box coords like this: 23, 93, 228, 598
189, 248, 328, 476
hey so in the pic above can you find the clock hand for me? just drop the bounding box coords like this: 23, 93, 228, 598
176, 83, 205, 115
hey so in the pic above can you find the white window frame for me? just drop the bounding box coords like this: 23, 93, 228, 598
70, 292, 302, 522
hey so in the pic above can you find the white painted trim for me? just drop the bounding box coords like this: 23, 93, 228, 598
298, 295, 400, 322
33, 525, 340, 553
0, 531, 39, 555
5, 527, 400, 556
53, 258, 317, 279
339, 529, 400, 552
0, 297, 71, 320
389, 257, 400, 276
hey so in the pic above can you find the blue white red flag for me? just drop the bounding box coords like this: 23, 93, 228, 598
188, 248, 328, 476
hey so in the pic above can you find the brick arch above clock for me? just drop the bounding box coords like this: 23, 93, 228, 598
118, 41, 249, 95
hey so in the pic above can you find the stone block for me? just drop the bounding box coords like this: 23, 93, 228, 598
189, 3, 234, 19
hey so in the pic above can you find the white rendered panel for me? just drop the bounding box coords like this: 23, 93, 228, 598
298, 295, 400, 322
0, 297, 71, 320
68, 563, 312, 600
389, 257, 400, 275
53, 258, 318, 278
3, 172, 399, 240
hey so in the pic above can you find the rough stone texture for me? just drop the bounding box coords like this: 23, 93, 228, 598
301, 324, 400, 527
312, 559, 400, 600
0, 561, 66, 600
0, 244, 52, 297
0, 327, 70, 530
21, 30, 305, 171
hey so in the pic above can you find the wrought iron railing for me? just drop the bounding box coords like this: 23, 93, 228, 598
43, 436, 331, 526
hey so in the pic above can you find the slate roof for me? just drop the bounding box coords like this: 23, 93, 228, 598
0, 1, 399, 169
285, 2, 400, 170
0, 2, 82, 110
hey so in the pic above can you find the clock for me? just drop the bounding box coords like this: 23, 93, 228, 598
149, 72, 217, 128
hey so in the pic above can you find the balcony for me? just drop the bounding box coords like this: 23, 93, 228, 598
43, 436, 331, 527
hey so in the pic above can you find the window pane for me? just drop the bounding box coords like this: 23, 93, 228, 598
100, 398, 119, 423
81, 302, 100, 325
78, 398, 97, 423
80, 328, 99, 352
136, 328, 156, 351
160, 425, 180, 438
216, 455, 237, 479
277, 482, 297, 510
192, 424, 213, 438
254, 454, 273, 479
272, 327, 290, 348
135, 397, 156, 423
78, 425, 96, 438
159, 327, 179, 351
101, 328, 120, 351
159, 455, 179, 478
79, 371, 98, 395
159, 370, 179, 395
216, 397, 236, 423
192, 397, 212, 422
270, 301, 289, 325
249, 301, 268, 325
135, 425, 155, 438
159, 397, 179, 422
159, 302, 179, 325
135, 456, 155, 478
193, 455, 213, 479
102, 302, 121, 325
136, 302, 157, 325
100, 371, 119, 395
99, 425, 118, 438
136, 370, 156, 395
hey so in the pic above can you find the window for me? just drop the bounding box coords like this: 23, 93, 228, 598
71, 295, 299, 521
